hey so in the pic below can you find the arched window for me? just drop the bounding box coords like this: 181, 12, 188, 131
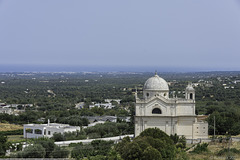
35, 129, 42, 135
190, 93, 193, 99
152, 108, 162, 114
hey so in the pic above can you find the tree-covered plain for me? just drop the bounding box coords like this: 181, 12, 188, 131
1, 72, 240, 158
1, 71, 240, 136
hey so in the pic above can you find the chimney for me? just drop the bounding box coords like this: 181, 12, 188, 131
48, 119, 50, 126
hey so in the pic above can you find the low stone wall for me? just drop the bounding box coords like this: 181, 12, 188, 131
55, 134, 134, 146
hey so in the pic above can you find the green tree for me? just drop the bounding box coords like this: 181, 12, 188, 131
177, 136, 186, 149
190, 143, 209, 154
50, 146, 69, 158
34, 138, 55, 158
142, 146, 162, 160
71, 143, 94, 158
52, 133, 65, 141
89, 155, 106, 160
115, 136, 131, 156
122, 142, 142, 160
0, 135, 8, 156
91, 140, 114, 156
107, 148, 123, 160
170, 134, 179, 144
139, 128, 176, 159
15, 144, 46, 158
116, 128, 176, 160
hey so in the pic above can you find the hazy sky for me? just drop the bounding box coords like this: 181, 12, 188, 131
0, 0, 240, 71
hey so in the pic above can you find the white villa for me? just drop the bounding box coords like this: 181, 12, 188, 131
89, 103, 115, 109
135, 73, 208, 139
23, 120, 80, 139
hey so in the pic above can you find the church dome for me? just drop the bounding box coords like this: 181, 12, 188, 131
143, 74, 169, 91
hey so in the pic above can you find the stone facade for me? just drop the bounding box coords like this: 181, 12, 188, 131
135, 74, 208, 139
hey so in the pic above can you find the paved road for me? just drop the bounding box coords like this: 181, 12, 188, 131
54, 134, 134, 146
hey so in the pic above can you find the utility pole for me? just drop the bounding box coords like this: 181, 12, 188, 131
227, 135, 232, 159
214, 116, 216, 140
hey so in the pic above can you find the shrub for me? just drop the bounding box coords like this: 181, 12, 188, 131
217, 148, 240, 156
50, 146, 69, 158
0, 129, 23, 136
191, 143, 209, 154
15, 144, 46, 158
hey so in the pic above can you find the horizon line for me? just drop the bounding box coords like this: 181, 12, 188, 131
0, 64, 240, 73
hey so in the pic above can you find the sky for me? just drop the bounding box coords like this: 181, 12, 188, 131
0, 0, 240, 72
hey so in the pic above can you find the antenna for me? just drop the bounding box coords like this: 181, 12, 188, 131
214, 115, 215, 140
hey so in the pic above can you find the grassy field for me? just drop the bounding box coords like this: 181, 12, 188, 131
187, 141, 240, 160
7, 135, 25, 143
0, 123, 23, 131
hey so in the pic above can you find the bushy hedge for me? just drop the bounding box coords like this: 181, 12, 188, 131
0, 129, 23, 136
71, 140, 114, 159
84, 122, 131, 139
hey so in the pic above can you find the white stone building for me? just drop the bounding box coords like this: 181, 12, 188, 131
23, 120, 80, 139
75, 102, 85, 109
89, 103, 115, 109
105, 99, 121, 104
0, 105, 13, 114
135, 74, 208, 139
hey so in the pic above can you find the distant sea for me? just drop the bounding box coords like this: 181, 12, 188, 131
0, 64, 238, 73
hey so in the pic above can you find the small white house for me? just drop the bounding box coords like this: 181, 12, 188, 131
0, 107, 13, 114
23, 120, 80, 139
0, 105, 13, 114
105, 99, 121, 104
75, 102, 85, 109
89, 103, 115, 109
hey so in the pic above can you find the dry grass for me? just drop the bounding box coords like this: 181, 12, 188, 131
7, 135, 25, 142
0, 123, 23, 131
187, 141, 240, 160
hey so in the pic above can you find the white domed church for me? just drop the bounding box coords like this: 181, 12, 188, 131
135, 73, 208, 139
